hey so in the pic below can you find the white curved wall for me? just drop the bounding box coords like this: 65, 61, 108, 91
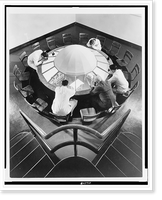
8, 14, 75, 49
76, 14, 142, 46
8, 12, 142, 49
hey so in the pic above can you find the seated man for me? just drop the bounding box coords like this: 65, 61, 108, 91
27, 50, 48, 71
108, 64, 129, 94
51, 80, 78, 116
89, 76, 119, 112
87, 38, 109, 59
86, 38, 102, 51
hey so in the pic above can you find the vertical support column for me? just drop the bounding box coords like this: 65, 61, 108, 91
73, 128, 78, 157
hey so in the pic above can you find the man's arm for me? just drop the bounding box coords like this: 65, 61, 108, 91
108, 75, 116, 84
90, 85, 102, 95
33, 51, 43, 66
34, 58, 43, 66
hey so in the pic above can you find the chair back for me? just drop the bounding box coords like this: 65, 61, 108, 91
13, 64, 30, 81
32, 42, 40, 51
38, 110, 70, 124
50, 112, 70, 123
122, 70, 132, 87
13, 65, 21, 76
46, 36, 55, 41
14, 81, 34, 98
109, 41, 121, 56
96, 35, 106, 47
46, 36, 57, 50
32, 98, 48, 112
122, 80, 139, 98
79, 33, 89, 45
128, 81, 139, 96
130, 64, 140, 81
19, 51, 28, 67
62, 33, 72, 45
123, 50, 134, 64
80, 107, 100, 123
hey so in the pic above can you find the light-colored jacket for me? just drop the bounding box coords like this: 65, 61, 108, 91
27, 50, 43, 70
52, 86, 75, 116
87, 38, 102, 51
108, 69, 129, 93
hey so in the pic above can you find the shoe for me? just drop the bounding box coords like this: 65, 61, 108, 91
108, 105, 121, 114
108, 107, 116, 113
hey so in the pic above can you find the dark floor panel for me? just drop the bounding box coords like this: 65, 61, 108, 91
122, 132, 142, 148
113, 138, 142, 171
105, 146, 142, 177
118, 134, 142, 158
10, 138, 39, 170
10, 131, 31, 147
96, 155, 126, 177
24, 155, 54, 178
46, 157, 103, 177
10, 146, 45, 178
10, 133, 34, 157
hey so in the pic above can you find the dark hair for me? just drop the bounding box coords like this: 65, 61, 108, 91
62, 80, 68, 86
109, 64, 117, 71
41, 51, 48, 58
89, 39, 95, 46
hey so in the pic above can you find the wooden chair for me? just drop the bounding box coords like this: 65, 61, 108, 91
107, 41, 121, 56
14, 81, 34, 98
32, 98, 48, 112
116, 49, 134, 68
79, 33, 89, 46
32, 42, 40, 51
31, 98, 70, 124
130, 64, 140, 81
123, 81, 139, 98
46, 36, 57, 50
13, 64, 30, 81
80, 106, 121, 123
116, 81, 139, 105
19, 51, 28, 67
80, 107, 101, 123
123, 64, 140, 87
96, 35, 106, 48
38, 110, 71, 124
62, 33, 72, 45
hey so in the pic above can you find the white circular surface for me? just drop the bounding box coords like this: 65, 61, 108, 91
54, 45, 97, 76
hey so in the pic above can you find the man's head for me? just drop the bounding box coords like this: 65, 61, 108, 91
41, 51, 48, 59
89, 38, 96, 46
94, 75, 102, 86
62, 80, 69, 86
109, 64, 117, 74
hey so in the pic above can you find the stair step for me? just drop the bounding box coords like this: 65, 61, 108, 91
10, 138, 39, 170
10, 146, 45, 178
113, 138, 142, 172
118, 133, 142, 158
105, 146, 142, 177
24, 155, 54, 178
121, 132, 142, 148
96, 155, 126, 177
10, 133, 34, 157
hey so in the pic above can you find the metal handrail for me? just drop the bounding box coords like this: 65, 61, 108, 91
44, 124, 102, 140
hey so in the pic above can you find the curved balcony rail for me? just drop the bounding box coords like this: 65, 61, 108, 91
19, 108, 131, 165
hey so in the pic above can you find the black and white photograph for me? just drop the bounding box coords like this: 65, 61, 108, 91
1, 1, 153, 191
